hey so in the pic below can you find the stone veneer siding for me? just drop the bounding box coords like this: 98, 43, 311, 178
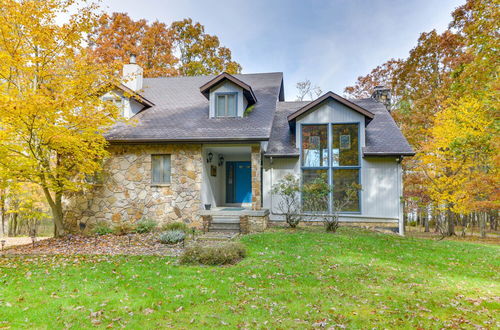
65, 144, 203, 231
251, 145, 262, 210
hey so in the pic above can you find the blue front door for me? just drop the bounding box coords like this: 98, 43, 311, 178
226, 161, 252, 203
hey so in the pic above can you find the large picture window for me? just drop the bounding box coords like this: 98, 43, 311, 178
152, 154, 171, 184
301, 123, 360, 213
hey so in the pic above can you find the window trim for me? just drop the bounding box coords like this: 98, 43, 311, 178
151, 154, 171, 185
299, 122, 362, 214
214, 92, 238, 117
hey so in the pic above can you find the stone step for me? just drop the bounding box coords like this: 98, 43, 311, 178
211, 216, 240, 224
209, 223, 240, 231
197, 232, 239, 241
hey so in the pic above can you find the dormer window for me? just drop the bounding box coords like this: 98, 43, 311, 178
216, 93, 237, 117
200, 73, 257, 119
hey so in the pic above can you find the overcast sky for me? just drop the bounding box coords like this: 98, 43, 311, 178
102, 0, 463, 100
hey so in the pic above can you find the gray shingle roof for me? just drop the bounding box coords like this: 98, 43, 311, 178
105, 72, 283, 142
106, 71, 413, 157
265, 98, 414, 157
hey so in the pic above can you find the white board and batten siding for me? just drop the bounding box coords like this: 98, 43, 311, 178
263, 99, 402, 224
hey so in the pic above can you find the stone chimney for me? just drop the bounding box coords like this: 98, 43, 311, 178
372, 85, 391, 109
122, 54, 143, 92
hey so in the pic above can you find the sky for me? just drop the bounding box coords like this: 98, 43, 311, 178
102, 0, 464, 100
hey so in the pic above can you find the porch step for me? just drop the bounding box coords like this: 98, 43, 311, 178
209, 216, 240, 233
209, 222, 240, 233
211, 216, 240, 224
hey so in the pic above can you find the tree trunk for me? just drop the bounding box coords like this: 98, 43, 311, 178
0, 193, 5, 236
480, 212, 486, 238
8, 213, 18, 236
424, 207, 430, 232
42, 187, 65, 237
446, 207, 455, 236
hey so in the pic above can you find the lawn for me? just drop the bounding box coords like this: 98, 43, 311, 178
0, 227, 499, 329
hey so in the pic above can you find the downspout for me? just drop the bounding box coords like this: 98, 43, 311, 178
269, 156, 273, 213
397, 156, 404, 236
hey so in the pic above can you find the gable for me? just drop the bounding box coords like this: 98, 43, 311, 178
295, 98, 366, 149
296, 98, 366, 124
287, 91, 374, 122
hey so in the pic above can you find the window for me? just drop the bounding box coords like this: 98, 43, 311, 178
301, 125, 328, 167
301, 123, 360, 213
215, 93, 237, 117
102, 93, 124, 115
151, 155, 171, 184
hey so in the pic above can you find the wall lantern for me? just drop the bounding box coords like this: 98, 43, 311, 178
207, 152, 213, 163
218, 154, 225, 167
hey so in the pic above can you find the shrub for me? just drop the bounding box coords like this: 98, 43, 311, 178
113, 222, 136, 236
179, 242, 246, 266
93, 223, 113, 236
159, 230, 185, 244
136, 218, 157, 233
161, 222, 190, 233
271, 174, 302, 228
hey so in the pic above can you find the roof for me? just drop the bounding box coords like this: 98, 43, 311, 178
287, 91, 374, 121
199, 72, 257, 105
105, 72, 283, 142
266, 98, 414, 157
116, 83, 155, 108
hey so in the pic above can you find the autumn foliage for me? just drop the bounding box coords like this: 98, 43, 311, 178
90, 14, 242, 77
0, 0, 121, 236
345, 0, 499, 235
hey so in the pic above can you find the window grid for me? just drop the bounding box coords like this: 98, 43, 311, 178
301, 123, 361, 213
215, 92, 237, 117
151, 154, 171, 184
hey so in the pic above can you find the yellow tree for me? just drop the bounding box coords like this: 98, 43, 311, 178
0, 0, 120, 236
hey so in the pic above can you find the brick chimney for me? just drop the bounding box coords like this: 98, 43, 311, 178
122, 54, 143, 92
372, 85, 391, 109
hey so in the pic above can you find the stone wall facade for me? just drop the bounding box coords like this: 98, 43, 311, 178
65, 143, 203, 231
251, 145, 262, 210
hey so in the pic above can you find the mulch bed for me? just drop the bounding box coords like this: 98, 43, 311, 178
1, 233, 186, 256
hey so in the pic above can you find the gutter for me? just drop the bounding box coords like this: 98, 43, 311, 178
106, 137, 270, 144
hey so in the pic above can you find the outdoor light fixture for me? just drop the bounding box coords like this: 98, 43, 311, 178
207, 152, 213, 163
218, 154, 224, 166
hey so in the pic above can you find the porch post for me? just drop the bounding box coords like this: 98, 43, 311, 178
251, 145, 262, 210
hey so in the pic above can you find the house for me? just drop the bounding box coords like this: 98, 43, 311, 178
66, 57, 414, 235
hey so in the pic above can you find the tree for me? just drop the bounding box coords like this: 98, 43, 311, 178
171, 18, 241, 76
90, 13, 178, 77
296, 79, 322, 101
0, 0, 120, 237
91, 15, 242, 77
271, 174, 302, 228
344, 59, 402, 101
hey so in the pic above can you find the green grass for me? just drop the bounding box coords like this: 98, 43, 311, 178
0, 227, 498, 329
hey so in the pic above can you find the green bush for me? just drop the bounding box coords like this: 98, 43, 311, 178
179, 242, 246, 266
113, 222, 136, 236
93, 223, 113, 236
136, 218, 157, 233
159, 230, 185, 244
161, 222, 190, 233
